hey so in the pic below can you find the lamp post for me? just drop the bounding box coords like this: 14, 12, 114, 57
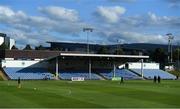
177, 42, 180, 71
83, 27, 93, 80
117, 39, 121, 55
167, 33, 174, 63
83, 28, 93, 54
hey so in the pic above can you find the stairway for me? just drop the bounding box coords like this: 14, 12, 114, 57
95, 73, 107, 80
128, 69, 147, 79
0, 68, 9, 80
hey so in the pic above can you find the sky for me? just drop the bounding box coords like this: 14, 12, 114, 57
0, 0, 180, 48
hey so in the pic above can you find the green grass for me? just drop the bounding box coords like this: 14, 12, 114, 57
0, 80, 180, 108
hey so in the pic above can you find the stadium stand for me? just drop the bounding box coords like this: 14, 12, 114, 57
59, 70, 100, 80
0, 68, 9, 80
98, 69, 140, 80
3, 67, 54, 80
131, 69, 176, 79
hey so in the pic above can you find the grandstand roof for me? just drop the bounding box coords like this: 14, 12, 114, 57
59, 53, 149, 59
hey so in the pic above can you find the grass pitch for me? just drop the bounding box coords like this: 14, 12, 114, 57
0, 80, 180, 108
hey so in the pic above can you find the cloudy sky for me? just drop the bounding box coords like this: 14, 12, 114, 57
0, 0, 180, 48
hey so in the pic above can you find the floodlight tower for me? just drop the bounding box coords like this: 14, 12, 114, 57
167, 33, 174, 63
117, 39, 121, 55
177, 42, 180, 71
83, 27, 93, 80
83, 27, 93, 54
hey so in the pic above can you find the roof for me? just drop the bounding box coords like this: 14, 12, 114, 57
47, 41, 103, 46
0, 33, 6, 37
60, 53, 149, 59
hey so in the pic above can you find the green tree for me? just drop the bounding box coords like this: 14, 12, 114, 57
114, 48, 124, 55
129, 50, 139, 55
23, 44, 32, 50
51, 47, 63, 51
35, 45, 46, 50
173, 48, 180, 61
97, 46, 109, 54
0, 43, 8, 50
152, 48, 166, 63
11, 45, 18, 50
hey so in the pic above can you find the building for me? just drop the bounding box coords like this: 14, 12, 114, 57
0, 49, 151, 80
0, 37, 175, 80
0, 33, 15, 50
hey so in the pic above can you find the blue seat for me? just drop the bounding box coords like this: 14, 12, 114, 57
98, 69, 139, 80
3, 67, 54, 80
59, 70, 100, 80
131, 69, 176, 79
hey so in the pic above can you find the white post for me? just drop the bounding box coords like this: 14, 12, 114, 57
83, 28, 93, 54
55, 57, 59, 80
89, 59, 91, 80
113, 62, 116, 78
87, 31, 89, 54
141, 59, 144, 79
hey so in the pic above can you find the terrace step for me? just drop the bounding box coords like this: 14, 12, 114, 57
0, 68, 9, 80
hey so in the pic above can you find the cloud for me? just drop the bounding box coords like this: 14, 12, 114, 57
165, 0, 180, 8
93, 11, 180, 44
39, 6, 79, 22
0, 5, 88, 47
95, 11, 180, 30
0, 5, 179, 47
94, 6, 126, 23
107, 0, 136, 3
0, 6, 15, 16
106, 32, 167, 44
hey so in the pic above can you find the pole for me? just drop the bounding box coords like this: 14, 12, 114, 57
113, 62, 116, 78
178, 43, 180, 71
171, 41, 173, 63
178, 48, 179, 71
87, 31, 89, 54
55, 57, 59, 80
167, 33, 174, 63
179, 45, 180, 78
168, 39, 170, 63
117, 40, 118, 55
141, 59, 144, 79
83, 28, 93, 54
89, 59, 91, 80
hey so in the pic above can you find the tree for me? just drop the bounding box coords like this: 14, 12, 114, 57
114, 48, 124, 55
150, 48, 166, 69
0, 43, 8, 50
152, 48, 166, 63
11, 45, 18, 50
23, 44, 32, 50
173, 48, 180, 61
131, 50, 139, 55
35, 45, 46, 50
51, 47, 63, 51
97, 46, 109, 54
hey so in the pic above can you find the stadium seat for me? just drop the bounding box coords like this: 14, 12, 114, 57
3, 67, 54, 80
98, 69, 140, 80
59, 70, 100, 80
130, 69, 176, 79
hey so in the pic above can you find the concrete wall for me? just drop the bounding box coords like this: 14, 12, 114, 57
0, 37, 4, 45
1, 59, 48, 68
128, 62, 159, 69
9, 38, 15, 49
0, 36, 15, 50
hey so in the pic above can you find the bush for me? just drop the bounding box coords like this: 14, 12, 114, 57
169, 70, 180, 77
